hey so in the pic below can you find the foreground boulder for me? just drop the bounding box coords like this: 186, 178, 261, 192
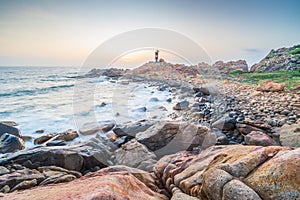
155, 145, 299, 199
0, 137, 115, 172
0, 165, 81, 193
0, 166, 168, 200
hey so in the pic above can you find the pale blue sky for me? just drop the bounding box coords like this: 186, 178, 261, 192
0, 0, 299, 67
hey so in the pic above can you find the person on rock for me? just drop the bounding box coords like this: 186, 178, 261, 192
155, 50, 159, 63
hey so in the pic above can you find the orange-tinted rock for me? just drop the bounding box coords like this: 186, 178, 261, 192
245, 148, 300, 199
1, 165, 168, 200
256, 80, 285, 92
155, 145, 299, 199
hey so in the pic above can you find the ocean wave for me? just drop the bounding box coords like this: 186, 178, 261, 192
0, 84, 74, 98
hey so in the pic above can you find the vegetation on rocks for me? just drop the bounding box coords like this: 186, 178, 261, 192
230, 69, 300, 89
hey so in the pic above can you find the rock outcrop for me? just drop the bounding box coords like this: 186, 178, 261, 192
154, 145, 300, 199
3, 145, 299, 199
251, 44, 300, 72
212, 60, 248, 73
0, 165, 168, 200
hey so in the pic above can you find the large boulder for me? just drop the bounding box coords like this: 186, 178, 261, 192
154, 145, 299, 199
114, 140, 157, 172
0, 137, 115, 173
113, 120, 154, 138
0, 123, 21, 138
245, 131, 279, 146
256, 80, 285, 92
136, 121, 216, 158
0, 133, 24, 153
0, 166, 168, 200
278, 123, 300, 148
212, 116, 236, 131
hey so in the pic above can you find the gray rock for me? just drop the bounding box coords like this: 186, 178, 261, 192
133, 107, 147, 112
136, 121, 215, 157
114, 140, 157, 172
0, 168, 45, 189
113, 120, 154, 138
279, 123, 300, 148
212, 116, 236, 131
0, 185, 10, 193
0, 121, 18, 127
39, 174, 76, 185
0, 137, 115, 173
0, 166, 10, 176
46, 140, 67, 146
0, 133, 24, 153
11, 179, 37, 192
149, 97, 159, 102
173, 100, 189, 110
0, 123, 21, 138
223, 180, 262, 200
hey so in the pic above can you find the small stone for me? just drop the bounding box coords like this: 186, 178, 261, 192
0, 166, 10, 176
35, 130, 44, 133
173, 100, 189, 110
0, 185, 10, 193
11, 179, 37, 192
149, 97, 159, 102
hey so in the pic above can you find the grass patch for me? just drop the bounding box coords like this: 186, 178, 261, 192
229, 69, 244, 75
230, 70, 300, 89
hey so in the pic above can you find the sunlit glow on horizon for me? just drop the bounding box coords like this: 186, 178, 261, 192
0, 0, 299, 67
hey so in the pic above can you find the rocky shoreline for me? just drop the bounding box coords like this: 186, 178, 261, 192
0, 60, 299, 199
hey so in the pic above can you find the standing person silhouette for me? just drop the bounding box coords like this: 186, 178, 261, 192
155, 50, 159, 63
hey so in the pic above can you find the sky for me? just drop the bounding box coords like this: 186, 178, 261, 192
0, 0, 299, 67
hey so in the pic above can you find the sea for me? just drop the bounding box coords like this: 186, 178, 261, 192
0, 66, 175, 148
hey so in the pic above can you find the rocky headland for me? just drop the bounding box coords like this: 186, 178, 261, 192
0, 44, 299, 199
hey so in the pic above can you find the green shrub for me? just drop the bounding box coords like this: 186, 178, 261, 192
289, 48, 300, 55
230, 69, 244, 75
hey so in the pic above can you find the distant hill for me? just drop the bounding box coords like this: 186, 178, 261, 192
251, 44, 300, 72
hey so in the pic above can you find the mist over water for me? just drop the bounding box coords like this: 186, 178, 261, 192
0, 67, 174, 148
